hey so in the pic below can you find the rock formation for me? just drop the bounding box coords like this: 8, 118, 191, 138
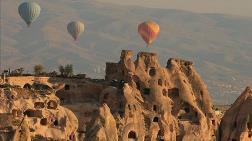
0, 84, 78, 141
220, 87, 252, 141
85, 50, 218, 141
5, 50, 250, 141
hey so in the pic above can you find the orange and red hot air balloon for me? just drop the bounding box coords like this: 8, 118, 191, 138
138, 21, 160, 47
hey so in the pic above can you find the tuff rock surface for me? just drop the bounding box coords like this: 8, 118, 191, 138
0, 84, 78, 141
1, 50, 251, 141
85, 50, 219, 141
220, 87, 252, 141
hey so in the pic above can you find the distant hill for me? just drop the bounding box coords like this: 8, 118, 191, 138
1, 0, 252, 104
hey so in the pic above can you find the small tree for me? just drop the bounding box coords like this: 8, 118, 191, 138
34, 65, 44, 76
49, 71, 58, 77
18, 68, 24, 75
65, 64, 73, 77
58, 64, 74, 77
58, 65, 64, 76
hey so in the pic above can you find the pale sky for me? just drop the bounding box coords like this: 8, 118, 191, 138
101, 0, 252, 17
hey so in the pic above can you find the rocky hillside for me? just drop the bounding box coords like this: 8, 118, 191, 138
0, 84, 78, 141
220, 87, 252, 140
0, 50, 251, 141
1, 0, 252, 104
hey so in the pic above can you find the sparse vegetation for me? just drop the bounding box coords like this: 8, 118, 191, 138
10, 68, 24, 76
34, 65, 44, 76
58, 64, 74, 77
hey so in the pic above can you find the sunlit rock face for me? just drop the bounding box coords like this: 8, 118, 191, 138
220, 87, 252, 141
0, 85, 78, 141
87, 50, 218, 141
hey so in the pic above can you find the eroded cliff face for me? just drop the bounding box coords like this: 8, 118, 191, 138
5, 50, 250, 141
0, 85, 78, 141
86, 50, 218, 141
220, 87, 252, 141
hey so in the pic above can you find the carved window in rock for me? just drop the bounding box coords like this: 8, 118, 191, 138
47, 100, 58, 109
200, 90, 203, 97
153, 105, 158, 112
168, 88, 179, 98
249, 133, 251, 138
158, 79, 163, 86
133, 75, 141, 90
157, 130, 164, 141
162, 89, 167, 96
23, 83, 32, 89
247, 122, 252, 130
153, 117, 159, 122
69, 132, 75, 141
128, 131, 137, 139
194, 112, 198, 117
149, 67, 156, 76
212, 120, 216, 125
34, 102, 45, 109
65, 84, 70, 90
54, 119, 59, 126
143, 88, 151, 95
40, 118, 47, 126
128, 105, 131, 110
184, 103, 190, 113
133, 105, 137, 110
24, 109, 42, 118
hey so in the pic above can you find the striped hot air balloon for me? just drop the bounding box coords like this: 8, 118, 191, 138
67, 21, 85, 41
18, 2, 41, 27
138, 21, 160, 47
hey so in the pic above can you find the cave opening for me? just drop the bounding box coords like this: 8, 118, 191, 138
153, 105, 157, 112
128, 131, 137, 139
149, 67, 156, 76
158, 79, 162, 86
162, 89, 167, 96
153, 117, 159, 122
65, 84, 70, 90
143, 88, 150, 95
54, 120, 59, 126
40, 118, 47, 126
184, 107, 190, 113
168, 88, 179, 98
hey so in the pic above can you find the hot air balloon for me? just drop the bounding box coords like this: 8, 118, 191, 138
18, 2, 41, 27
67, 21, 85, 41
138, 21, 160, 47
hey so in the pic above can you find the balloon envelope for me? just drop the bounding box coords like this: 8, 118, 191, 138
138, 21, 160, 46
18, 2, 41, 27
67, 21, 85, 40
